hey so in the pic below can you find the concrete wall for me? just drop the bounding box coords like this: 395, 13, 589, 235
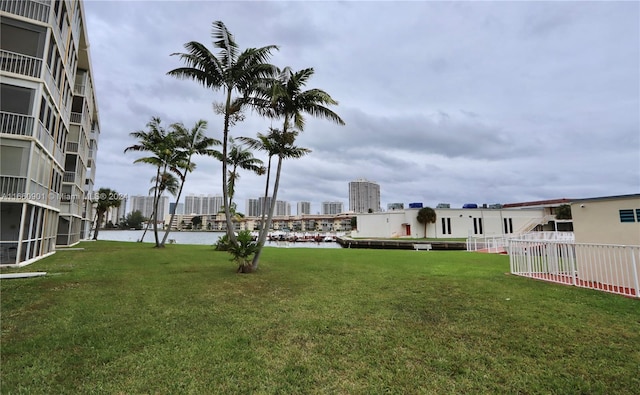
571, 195, 640, 246
353, 208, 547, 239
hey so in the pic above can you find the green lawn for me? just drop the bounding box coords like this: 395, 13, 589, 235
1, 241, 638, 394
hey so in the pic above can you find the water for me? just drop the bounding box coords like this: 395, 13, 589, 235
98, 230, 342, 249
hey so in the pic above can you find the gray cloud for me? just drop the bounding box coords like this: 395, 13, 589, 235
84, 0, 639, 211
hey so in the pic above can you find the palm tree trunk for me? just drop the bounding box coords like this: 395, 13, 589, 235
221, 88, 237, 245
161, 175, 187, 246
256, 155, 272, 249
252, 154, 282, 271
93, 211, 104, 240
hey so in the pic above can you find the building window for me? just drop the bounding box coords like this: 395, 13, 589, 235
473, 218, 483, 235
619, 209, 635, 223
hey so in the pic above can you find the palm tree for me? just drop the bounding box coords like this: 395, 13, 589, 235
417, 207, 437, 238
167, 20, 278, 246
225, 138, 265, 207
160, 120, 220, 247
124, 117, 181, 247
92, 188, 122, 240
246, 67, 345, 270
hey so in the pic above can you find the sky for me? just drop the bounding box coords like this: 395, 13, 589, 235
83, 0, 640, 215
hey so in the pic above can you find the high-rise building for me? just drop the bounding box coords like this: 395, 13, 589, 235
246, 198, 260, 217
349, 179, 381, 213
255, 197, 290, 217
297, 201, 311, 215
169, 202, 184, 215
1, 0, 101, 265
322, 201, 343, 215
184, 194, 222, 215
129, 195, 169, 220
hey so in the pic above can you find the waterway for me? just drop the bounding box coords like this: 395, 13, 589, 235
98, 230, 341, 249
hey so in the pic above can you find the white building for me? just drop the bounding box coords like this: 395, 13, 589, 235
1, 0, 100, 265
353, 207, 551, 239
297, 201, 311, 215
246, 198, 260, 217
322, 201, 343, 215
184, 194, 222, 215
349, 179, 380, 213
129, 195, 168, 220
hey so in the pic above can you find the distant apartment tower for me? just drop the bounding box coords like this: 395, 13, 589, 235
1, 0, 101, 265
322, 201, 343, 215
297, 201, 311, 215
349, 179, 381, 213
169, 202, 184, 215
246, 198, 260, 217
256, 197, 290, 216
184, 194, 222, 215
129, 195, 169, 220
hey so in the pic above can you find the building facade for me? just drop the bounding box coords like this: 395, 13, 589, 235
184, 194, 222, 215
322, 201, 343, 215
297, 201, 311, 215
1, 0, 100, 265
349, 179, 380, 213
128, 195, 168, 221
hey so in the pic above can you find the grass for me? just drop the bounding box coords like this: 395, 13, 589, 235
1, 241, 639, 394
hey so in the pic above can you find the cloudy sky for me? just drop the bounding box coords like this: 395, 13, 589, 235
84, 0, 639, 214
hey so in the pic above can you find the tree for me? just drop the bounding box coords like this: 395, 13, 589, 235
92, 188, 122, 240
244, 66, 345, 271
120, 210, 146, 230
191, 215, 203, 230
227, 230, 260, 273
417, 207, 437, 239
124, 117, 182, 247
168, 21, 278, 247
350, 216, 357, 230
160, 120, 220, 246
555, 204, 572, 220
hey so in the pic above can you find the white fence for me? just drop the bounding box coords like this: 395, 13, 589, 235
509, 239, 640, 298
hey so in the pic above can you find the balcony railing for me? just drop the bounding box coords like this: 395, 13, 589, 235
70, 112, 82, 124
0, 111, 34, 136
0, 176, 27, 197
63, 171, 76, 183
66, 141, 79, 153
0, 50, 43, 78
0, 0, 51, 23
73, 83, 85, 96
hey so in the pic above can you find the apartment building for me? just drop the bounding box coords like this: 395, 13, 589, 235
184, 194, 222, 215
297, 201, 311, 215
349, 179, 381, 213
1, 0, 100, 265
128, 195, 169, 221
322, 201, 343, 215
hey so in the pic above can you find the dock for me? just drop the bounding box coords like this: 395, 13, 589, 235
335, 237, 466, 251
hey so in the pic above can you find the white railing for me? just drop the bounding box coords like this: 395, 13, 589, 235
0, 50, 42, 78
0, 0, 51, 23
63, 171, 76, 183
1, 111, 34, 136
74, 83, 85, 96
467, 231, 575, 252
70, 111, 82, 124
0, 176, 27, 196
510, 239, 640, 298
43, 63, 61, 105
66, 141, 79, 152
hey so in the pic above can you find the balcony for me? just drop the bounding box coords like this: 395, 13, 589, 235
63, 171, 76, 183
70, 111, 82, 124
0, 50, 43, 78
66, 141, 79, 153
0, 176, 27, 197
73, 83, 85, 96
0, 111, 34, 136
0, 0, 51, 23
